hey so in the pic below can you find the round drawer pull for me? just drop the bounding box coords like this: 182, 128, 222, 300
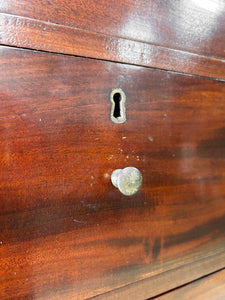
111, 167, 143, 196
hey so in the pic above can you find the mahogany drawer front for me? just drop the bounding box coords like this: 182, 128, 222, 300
0, 46, 225, 299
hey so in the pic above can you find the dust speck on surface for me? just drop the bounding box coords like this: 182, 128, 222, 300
104, 173, 110, 179
122, 136, 127, 139
107, 155, 114, 160
148, 136, 154, 142
73, 218, 85, 224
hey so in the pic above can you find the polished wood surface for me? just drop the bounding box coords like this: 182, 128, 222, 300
155, 268, 225, 300
1, 0, 225, 59
1, 46, 225, 299
1, 14, 225, 81
93, 253, 225, 300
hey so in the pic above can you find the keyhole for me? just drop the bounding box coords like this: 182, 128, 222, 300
113, 93, 121, 118
110, 88, 126, 124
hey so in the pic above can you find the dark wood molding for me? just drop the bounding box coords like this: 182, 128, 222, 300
153, 267, 225, 300
91, 251, 225, 299
1, 0, 225, 60
1, 13, 225, 80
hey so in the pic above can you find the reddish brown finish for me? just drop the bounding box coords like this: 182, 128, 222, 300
0, 46, 225, 299
1, 13, 225, 81
155, 268, 225, 300
1, 0, 225, 60
92, 253, 225, 300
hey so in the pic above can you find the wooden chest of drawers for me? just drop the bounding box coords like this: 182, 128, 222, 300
1, 1, 225, 299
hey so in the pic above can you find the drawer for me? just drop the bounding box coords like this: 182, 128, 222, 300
0, 46, 225, 299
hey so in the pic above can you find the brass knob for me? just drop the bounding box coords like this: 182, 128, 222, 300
111, 167, 143, 196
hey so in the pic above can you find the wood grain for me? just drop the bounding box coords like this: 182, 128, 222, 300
154, 268, 225, 300
92, 253, 225, 300
1, 0, 225, 60
1, 13, 225, 81
0, 46, 225, 299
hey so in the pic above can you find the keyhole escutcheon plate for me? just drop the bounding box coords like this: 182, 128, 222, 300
110, 88, 126, 124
